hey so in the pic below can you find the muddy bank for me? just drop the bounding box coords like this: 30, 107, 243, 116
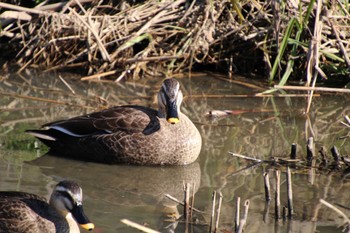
0, 0, 349, 83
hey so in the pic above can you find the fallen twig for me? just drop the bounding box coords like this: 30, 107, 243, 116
59, 75, 76, 95
229, 152, 263, 163
274, 85, 350, 93
121, 219, 160, 233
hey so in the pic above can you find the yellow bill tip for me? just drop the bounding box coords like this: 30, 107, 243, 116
80, 223, 95, 231
167, 117, 179, 124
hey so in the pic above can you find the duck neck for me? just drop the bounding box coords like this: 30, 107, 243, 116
65, 212, 80, 233
50, 197, 80, 233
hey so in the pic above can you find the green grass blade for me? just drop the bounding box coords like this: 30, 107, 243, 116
268, 18, 298, 83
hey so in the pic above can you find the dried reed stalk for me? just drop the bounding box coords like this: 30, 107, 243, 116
1, 0, 350, 83
235, 197, 240, 232
214, 192, 223, 233
263, 172, 271, 202
209, 191, 217, 233
237, 200, 250, 233
275, 170, 281, 220
286, 167, 293, 219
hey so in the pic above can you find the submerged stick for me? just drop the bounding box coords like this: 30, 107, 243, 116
184, 183, 190, 221
330, 146, 341, 170
229, 163, 261, 177
306, 137, 314, 162
263, 172, 271, 202
275, 170, 281, 220
214, 192, 223, 233
235, 197, 241, 232
290, 143, 297, 169
164, 194, 202, 213
286, 167, 293, 219
263, 201, 271, 223
344, 115, 350, 126
319, 146, 328, 165
190, 183, 196, 219
319, 199, 350, 224
209, 191, 217, 233
331, 146, 341, 164
308, 160, 316, 185
282, 206, 288, 221
237, 200, 250, 233
290, 143, 297, 160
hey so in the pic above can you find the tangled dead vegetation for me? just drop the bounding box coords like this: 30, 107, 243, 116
0, 0, 350, 82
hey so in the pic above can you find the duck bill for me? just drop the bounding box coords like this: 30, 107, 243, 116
71, 204, 95, 231
166, 100, 179, 124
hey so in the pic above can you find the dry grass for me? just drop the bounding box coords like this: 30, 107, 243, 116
0, 0, 350, 83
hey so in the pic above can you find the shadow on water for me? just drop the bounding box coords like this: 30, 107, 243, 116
0, 71, 350, 232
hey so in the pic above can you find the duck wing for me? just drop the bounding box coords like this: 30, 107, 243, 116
0, 192, 56, 233
0, 192, 47, 202
85, 105, 159, 135
27, 105, 160, 141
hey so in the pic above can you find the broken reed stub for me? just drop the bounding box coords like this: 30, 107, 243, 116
290, 143, 297, 160
306, 137, 314, 162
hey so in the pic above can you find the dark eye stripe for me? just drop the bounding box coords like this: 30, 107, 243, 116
57, 191, 75, 209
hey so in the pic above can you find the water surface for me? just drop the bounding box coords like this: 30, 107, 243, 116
1, 71, 350, 232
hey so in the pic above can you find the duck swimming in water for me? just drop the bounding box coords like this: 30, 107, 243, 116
0, 180, 94, 233
26, 78, 202, 165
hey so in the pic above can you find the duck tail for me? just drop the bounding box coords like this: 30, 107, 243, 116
25, 129, 58, 141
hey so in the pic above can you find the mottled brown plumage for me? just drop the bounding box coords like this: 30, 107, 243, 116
0, 180, 94, 233
27, 78, 202, 165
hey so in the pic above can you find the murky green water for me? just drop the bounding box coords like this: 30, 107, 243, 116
1, 71, 350, 232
